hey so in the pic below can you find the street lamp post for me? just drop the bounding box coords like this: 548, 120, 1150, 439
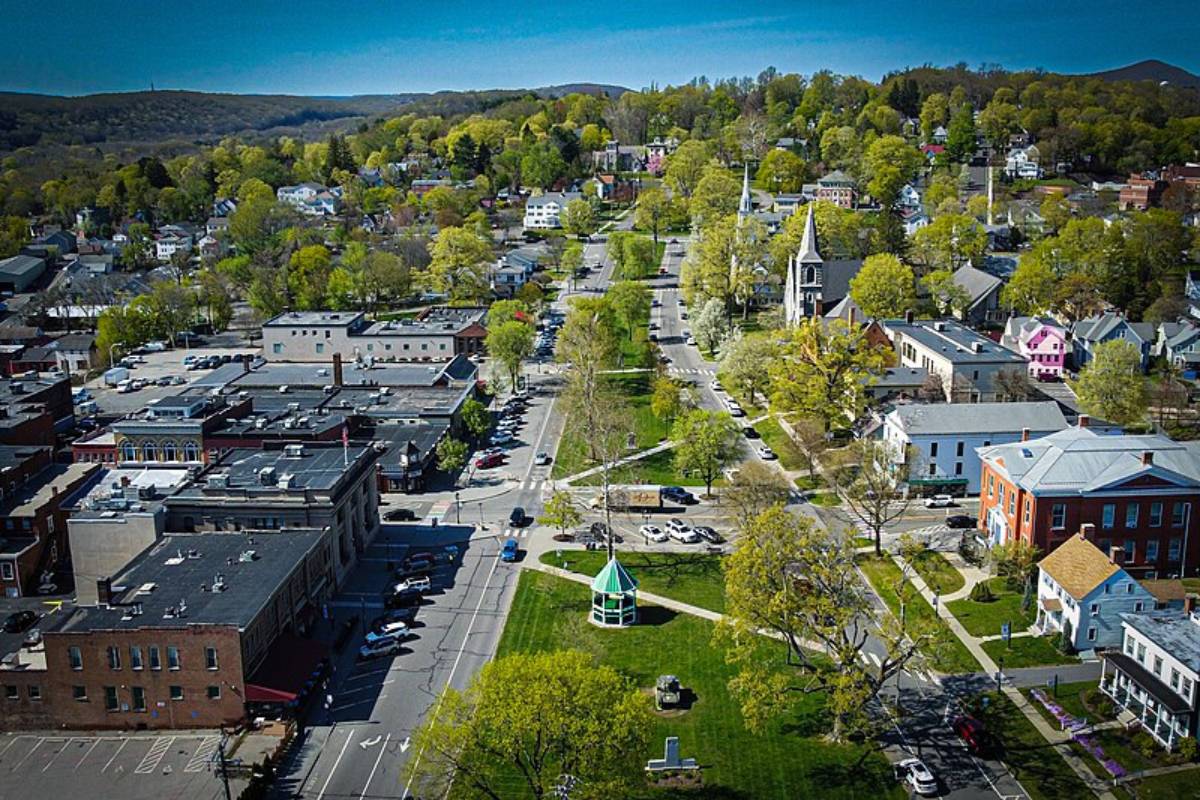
455, 491, 461, 524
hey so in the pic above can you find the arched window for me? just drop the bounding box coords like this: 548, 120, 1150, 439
120, 441, 136, 463
141, 442, 158, 462
184, 441, 200, 462
161, 440, 178, 462
804, 266, 815, 284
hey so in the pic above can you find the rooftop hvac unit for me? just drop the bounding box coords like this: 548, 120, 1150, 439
279, 385, 289, 394
282, 419, 296, 430
238, 550, 258, 562
287, 402, 301, 412
206, 474, 229, 489
258, 466, 276, 485
277, 473, 296, 489
254, 418, 267, 429
283, 443, 305, 458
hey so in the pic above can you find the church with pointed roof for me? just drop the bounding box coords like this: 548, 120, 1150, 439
783, 204, 865, 325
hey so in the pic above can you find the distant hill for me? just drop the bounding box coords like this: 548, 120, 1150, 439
0, 82, 632, 152
1085, 59, 1200, 89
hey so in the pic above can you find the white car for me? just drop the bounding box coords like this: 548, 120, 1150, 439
534, 452, 551, 466
490, 431, 514, 445
365, 621, 410, 643
359, 637, 404, 660
666, 518, 698, 543
393, 576, 432, 594
757, 445, 777, 460
728, 405, 745, 418
142, 341, 167, 352
897, 757, 938, 796
686, 336, 697, 346
639, 524, 668, 543
924, 494, 956, 508
710, 379, 722, 391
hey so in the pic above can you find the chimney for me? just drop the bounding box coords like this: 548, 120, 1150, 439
904, 310, 914, 324
242, 356, 251, 374
1186, 594, 1198, 614
848, 306, 857, 326
1080, 522, 1096, 541
1021, 428, 1030, 442
1142, 451, 1154, 466
96, 577, 112, 606
120, 475, 131, 487
1109, 545, 1125, 566
332, 352, 343, 387
1078, 415, 1090, 429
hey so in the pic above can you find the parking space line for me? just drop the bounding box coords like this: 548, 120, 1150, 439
315, 728, 355, 800
134, 735, 173, 774
184, 736, 220, 773
0, 734, 27, 762
101, 737, 129, 773
41, 737, 73, 772
74, 738, 101, 770
9, 737, 44, 771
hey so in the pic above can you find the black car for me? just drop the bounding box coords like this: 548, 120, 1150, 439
399, 555, 436, 574
385, 590, 424, 609
661, 486, 697, 505
510, 507, 527, 527
3, 610, 37, 633
693, 526, 725, 544
741, 425, 759, 439
945, 514, 976, 529
384, 508, 418, 522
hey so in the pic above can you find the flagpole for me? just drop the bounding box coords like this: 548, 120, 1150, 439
342, 423, 349, 467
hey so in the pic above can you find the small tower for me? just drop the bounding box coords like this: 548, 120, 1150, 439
784, 204, 824, 325
590, 556, 638, 627
737, 163, 753, 221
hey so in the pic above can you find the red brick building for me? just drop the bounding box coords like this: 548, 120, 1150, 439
1120, 174, 1168, 210
977, 421, 1200, 579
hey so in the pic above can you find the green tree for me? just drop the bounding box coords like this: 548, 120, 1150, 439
485, 320, 535, 393
849, 253, 915, 318
1040, 193, 1072, 235
1070, 339, 1149, 427
721, 461, 792, 526
921, 268, 970, 316
405, 650, 651, 800
919, 92, 949, 141
692, 296, 730, 354
910, 213, 987, 270
650, 375, 684, 430
487, 299, 530, 327
561, 198, 597, 238
288, 244, 333, 311
664, 139, 710, 200
991, 540, 1043, 609
1001, 255, 1057, 315
689, 165, 741, 229
862, 135, 922, 209
538, 490, 582, 539
519, 142, 567, 190
460, 397, 491, 441
977, 101, 1020, 150
606, 280, 650, 340
756, 149, 807, 193
672, 409, 740, 496
717, 506, 938, 741
633, 187, 670, 250
945, 104, 977, 162
435, 437, 468, 474
717, 332, 778, 407
427, 226, 493, 304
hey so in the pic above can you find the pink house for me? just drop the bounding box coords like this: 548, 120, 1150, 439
1001, 316, 1066, 380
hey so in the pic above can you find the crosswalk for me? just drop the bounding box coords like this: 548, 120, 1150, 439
667, 367, 717, 376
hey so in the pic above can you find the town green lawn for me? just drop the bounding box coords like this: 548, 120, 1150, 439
480, 570, 905, 800
982, 636, 1076, 668
908, 550, 965, 596
551, 373, 669, 479
753, 416, 809, 472
856, 555, 981, 675
971, 691, 1094, 800
539, 550, 726, 613
946, 578, 1037, 639
808, 493, 841, 508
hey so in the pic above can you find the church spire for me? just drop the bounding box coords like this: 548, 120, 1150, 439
796, 203, 822, 264
738, 163, 752, 220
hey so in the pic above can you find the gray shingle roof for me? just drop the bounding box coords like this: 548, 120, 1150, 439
891, 401, 1068, 437
952, 265, 1003, 309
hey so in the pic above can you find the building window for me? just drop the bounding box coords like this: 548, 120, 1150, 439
315, 343, 324, 354
167, 646, 180, 670
1135, 601, 1145, 612
1125, 635, 1135, 656
1154, 656, 1164, 677
988, 474, 994, 497
207, 685, 221, 700
956, 441, 964, 457
928, 463, 937, 476
1125, 539, 1136, 562
272, 343, 283, 354
28, 685, 41, 701
1171, 668, 1181, 691
68, 646, 82, 670
103, 686, 118, 712
148, 646, 160, 670
121, 441, 136, 462
170, 685, 183, 701
1126, 504, 1139, 528
4, 685, 17, 700
1102, 504, 1116, 529
1051, 504, 1066, 529
106, 646, 121, 670
1024, 499, 1031, 525
1136, 643, 1146, 664
141, 442, 158, 461
1169, 538, 1182, 562
1173, 502, 1187, 527
1184, 677, 1194, 701
1008, 493, 1015, 515
926, 440, 936, 458
184, 442, 200, 461
205, 647, 218, 670
161, 441, 177, 461
955, 462, 963, 476
1089, 602, 1100, 616
130, 646, 143, 670
73, 685, 87, 701
1087, 627, 1097, 642
1147, 540, 1159, 562
1151, 502, 1163, 527
0, 562, 12, 581
131, 686, 146, 712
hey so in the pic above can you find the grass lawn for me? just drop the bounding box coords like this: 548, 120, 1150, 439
856, 555, 981, 675
754, 416, 808, 472
982, 635, 1076, 668
970, 691, 1094, 800
1023, 681, 1109, 726
1129, 770, 1200, 800
946, 578, 1037, 639
482, 570, 905, 800
907, 550, 965, 596
539, 550, 726, 613
570, 447, 722, 488
551, 373, 669, 479
808, 493, 841, 508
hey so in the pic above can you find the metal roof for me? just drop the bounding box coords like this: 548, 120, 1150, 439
591, 557, 639, 594
890, 401, 1067, 437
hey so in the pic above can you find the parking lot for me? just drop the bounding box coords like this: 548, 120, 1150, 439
0, 731, 248, 800
82, 344, 262, 415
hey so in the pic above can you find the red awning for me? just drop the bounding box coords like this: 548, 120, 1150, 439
245, 634, 329, 705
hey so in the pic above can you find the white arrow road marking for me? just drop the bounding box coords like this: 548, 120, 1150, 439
399, 736, 411, 753
358, 735, 382, 750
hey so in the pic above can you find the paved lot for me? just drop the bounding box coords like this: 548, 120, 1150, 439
0, 731, 246, 800
83, 345, 261, 415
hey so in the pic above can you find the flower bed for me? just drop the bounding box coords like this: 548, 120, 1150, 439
1030, 688, 1127, 778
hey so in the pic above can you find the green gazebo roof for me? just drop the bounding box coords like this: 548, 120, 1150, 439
591, 557, 639, 594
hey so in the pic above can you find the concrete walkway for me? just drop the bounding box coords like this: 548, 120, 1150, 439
557, 440, 677, 485
892, 554, 1119, 800
1114, 760, 1200, 785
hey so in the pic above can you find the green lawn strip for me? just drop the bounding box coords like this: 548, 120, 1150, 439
753, 416, 808, 472
569, 447, 713, 487
970, 691, 1095, 800
1128, 770, 1200, 800
538, 550, 726, 613
907, 550, 965, 596
856, 555, 982, 675
808, 493, 841, 508
484, 570, 904, 800
946, 578, 1037, 639
981, 636, 1077, 668
550, 373, 669, 479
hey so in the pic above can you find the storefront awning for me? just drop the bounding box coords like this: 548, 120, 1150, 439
245, 634, 329, 705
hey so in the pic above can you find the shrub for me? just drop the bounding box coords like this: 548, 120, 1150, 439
969, 581, 995, 602
1133, 730, 1160, 760
1179, 736, 1199, 762
1057, 620, 1075, 655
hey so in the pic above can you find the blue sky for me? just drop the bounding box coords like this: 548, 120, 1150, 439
3, 1, 1199, 96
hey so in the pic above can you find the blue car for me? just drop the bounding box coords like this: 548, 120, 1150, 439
501, 538, 520, 562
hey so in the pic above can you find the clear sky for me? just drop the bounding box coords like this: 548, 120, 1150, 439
3, 0, 1199, 96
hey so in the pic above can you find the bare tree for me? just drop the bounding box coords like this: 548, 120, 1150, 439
993, 367, 1032, 402
918, 372, 946, 403
787, 416, 829, 485
825, 439, 913, 557
721, 461, 792, 526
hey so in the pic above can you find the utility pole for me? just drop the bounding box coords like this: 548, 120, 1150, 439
216, 730, 233, 800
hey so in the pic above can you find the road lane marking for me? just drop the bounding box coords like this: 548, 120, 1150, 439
101, 737, 128, 773
358, 732, 391, 800
315, 728, 355, 800
74, 738, 101, 770
0, 735, 26, 762
402, 541, 504, 799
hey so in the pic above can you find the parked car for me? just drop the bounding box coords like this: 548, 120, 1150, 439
490, 431, 514, 446
365, 621, 410, 644
945, 514, 975, 529
742, 425, 759, 439
359, 637, 404, 660
710, 379, 722, 391
393, 575, 433, 595
952, 715, 991, 755
3, 610, 37, 633
156, 376, 173, 387
509, 507, 527, 527
661, 486, 697, 505
534, 452, 551, 466
693, 526, 725, 544
757, 445, 777, 460
141, 341, 167, 352
371, 607, 417, 629
925, 494, 956, 508
501, 538, 520, 562
640, 524, 668, 543
666, 518, 698, 543
896, 757, 938, 797
383, 508, 418, 522
399, 556, 435, 575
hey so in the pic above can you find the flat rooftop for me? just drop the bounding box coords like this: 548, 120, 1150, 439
884, 319, 1026, 365
202, 356, 476, 391
172, 444, 372, 498
264, 311, 364, 327
50, 529, 323, 633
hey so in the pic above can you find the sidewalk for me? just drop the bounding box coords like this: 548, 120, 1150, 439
893, 554, 1119, 800
557, 439, 677, 485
